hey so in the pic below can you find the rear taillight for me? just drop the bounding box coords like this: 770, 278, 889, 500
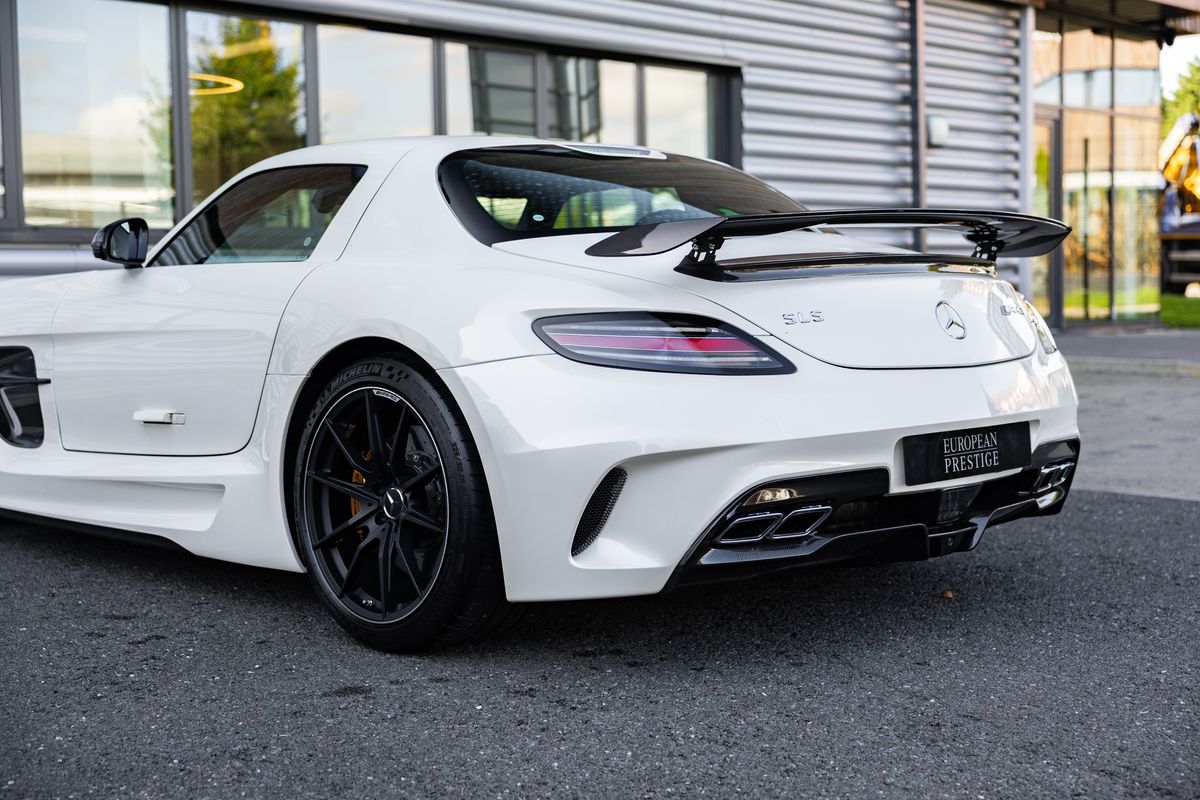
1022, 300, 1058, 354
533, 313, 795, 374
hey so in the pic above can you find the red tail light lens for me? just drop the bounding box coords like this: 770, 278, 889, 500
533, 313, 795, 374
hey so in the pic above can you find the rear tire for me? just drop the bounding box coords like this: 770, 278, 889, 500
292, 355, 515, 651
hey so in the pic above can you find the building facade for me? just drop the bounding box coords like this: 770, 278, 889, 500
0, 0, 1194, 326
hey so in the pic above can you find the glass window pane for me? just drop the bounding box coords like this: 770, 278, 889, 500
1062, 28, 1112, 109
547, 56, 637, 144
1113, 117, 1160, 318
1030, 121, 1056, 316
153, 164, 365, 266
1033, 29, 1062, 106
188, 12, 305, 205
598, 61, 638, 144
17, 0, 173, 228
1063, 110, 1112, 321
317, 26, 433, 142
1114, 38, 1159, 115
440, 145, 801, 244
444, 43, 536, 136
644, 66, 711, 157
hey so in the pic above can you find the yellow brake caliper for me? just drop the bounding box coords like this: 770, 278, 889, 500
348, 435, 373, 540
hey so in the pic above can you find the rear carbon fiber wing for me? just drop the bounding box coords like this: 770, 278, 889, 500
583, 208, 1071, 278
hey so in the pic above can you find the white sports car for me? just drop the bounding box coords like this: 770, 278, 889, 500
0, 137, 1078, 651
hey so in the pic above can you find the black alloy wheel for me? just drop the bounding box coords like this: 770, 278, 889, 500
293, 356, 518, 650
304, 384, 447, 622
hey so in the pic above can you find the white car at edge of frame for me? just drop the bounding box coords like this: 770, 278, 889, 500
0, 137, 1079, 651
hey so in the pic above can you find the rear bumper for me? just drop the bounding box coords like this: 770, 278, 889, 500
440, 347, 1079, 602
669, 437, 1078, 588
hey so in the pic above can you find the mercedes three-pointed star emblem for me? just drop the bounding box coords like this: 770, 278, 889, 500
935, 301, 967, 339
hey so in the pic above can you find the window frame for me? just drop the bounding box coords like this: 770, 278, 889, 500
15, 0, 176, 235
314, 24, 436, 143
0, 0, 23, 234
1034, 12, 1162, 326
0, 0, 741, 245
175, 2, 316, 217
147, 162, 367, 268
442, 39, 542, 137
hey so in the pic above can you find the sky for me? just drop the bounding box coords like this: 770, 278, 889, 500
1161, 34, 1200, 99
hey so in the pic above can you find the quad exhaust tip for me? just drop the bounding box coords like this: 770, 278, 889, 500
1032, 461, 1074, 494
1036, 488, 1065, 509
715, 458, 1076, 550
715, 504, 833, 546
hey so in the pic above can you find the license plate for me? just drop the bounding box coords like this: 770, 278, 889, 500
902, 422, 1031, 486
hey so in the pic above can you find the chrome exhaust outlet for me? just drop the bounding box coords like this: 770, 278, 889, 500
1032, 461, 1074, 494
714, 504, 833, 546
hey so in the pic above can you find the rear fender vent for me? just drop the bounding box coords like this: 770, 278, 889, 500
0, 347, 48, 449
571, 468, 627, 557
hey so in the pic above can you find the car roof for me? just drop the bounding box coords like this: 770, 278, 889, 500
249, 136, 678, 171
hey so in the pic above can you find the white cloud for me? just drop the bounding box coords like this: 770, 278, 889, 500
75, 94, 160, 142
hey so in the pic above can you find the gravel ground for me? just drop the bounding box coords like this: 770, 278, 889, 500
1, 489, 1196, 799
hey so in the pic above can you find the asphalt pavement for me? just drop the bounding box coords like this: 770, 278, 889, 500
4, 327, 1199, 798
1, 487, 1197, 799
1070, 370, 1200, 502
1057, 327, 1200, 366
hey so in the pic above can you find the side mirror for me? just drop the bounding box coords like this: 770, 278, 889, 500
91, 218, 149, 267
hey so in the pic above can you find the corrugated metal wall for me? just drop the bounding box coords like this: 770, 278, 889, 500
925, 0, 1024, 211
270, 0, 1023, 211
270, 0, 917, 210
733, 0, 913, 208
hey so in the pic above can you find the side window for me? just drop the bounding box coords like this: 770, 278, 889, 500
152, 164, 367, 266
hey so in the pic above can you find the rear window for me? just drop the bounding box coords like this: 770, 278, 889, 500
439, 145, 803, 244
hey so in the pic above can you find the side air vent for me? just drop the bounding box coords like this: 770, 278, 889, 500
571, 468, 627, 557
0, 347, 48, 448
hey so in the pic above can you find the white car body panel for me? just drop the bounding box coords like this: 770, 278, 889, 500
495, 232, 1038, 369
445, 348, 1076, 600
51, 263, 320, 455
50, 148, 397, 456
0, 373, 305, 571
0, 136, 1080, 602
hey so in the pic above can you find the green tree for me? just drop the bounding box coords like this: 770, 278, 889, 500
1163, 57, 1200, 138
190, 18, 303, 202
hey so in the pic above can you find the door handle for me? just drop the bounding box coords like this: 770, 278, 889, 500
133, 409, 187, 425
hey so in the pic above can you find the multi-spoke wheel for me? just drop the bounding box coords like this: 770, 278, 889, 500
293, 355, 518, 651
304, 384, 448, 622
